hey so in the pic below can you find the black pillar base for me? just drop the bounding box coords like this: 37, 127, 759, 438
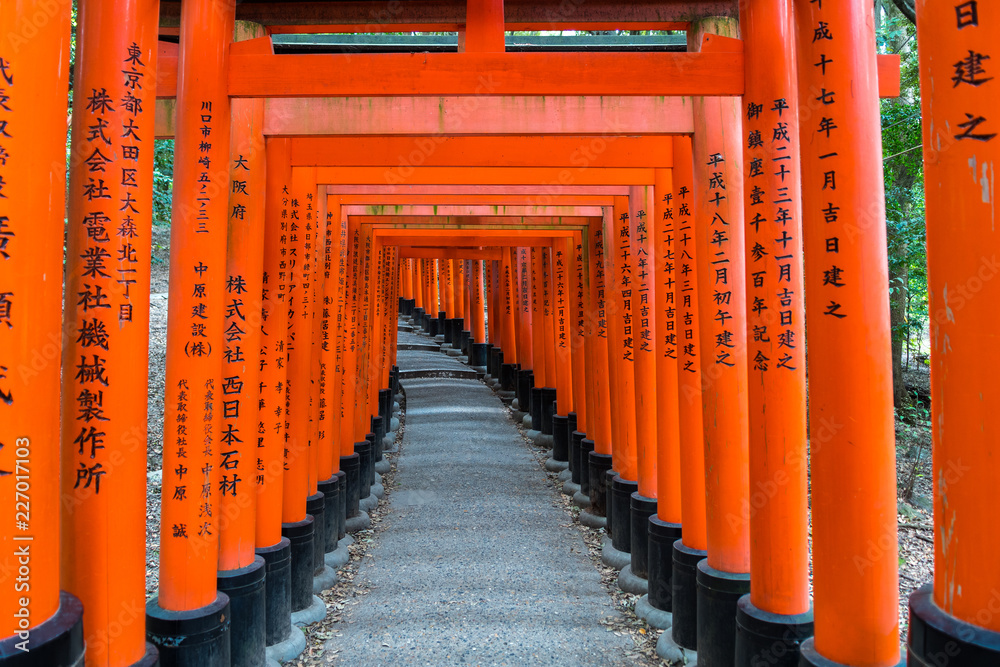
146, 592, 230, 667
281, 517, 315, 612
540, 387, 557, 434
427, 317, 439, 337
378, 388, 391, 422
648, 518, 682, 612
365, 432, 378, 485
552, 414, 569, 461
341, 454, 361, 518
735, 595, 813, 667
605, 469, 618, 533
452, 319, 465, 348
500, 363, 517, 391
442, 318, 454, 343
580, 439, 596, 496
460, 330, 471, 355
412, 307, 424, 324
489, 347, 503, 378
570, 431, 586, 484
355, 441, 372, 500
371, 416, 385, 461
0, 591, 86, 666
305, 493, 325, 576
530, 386, 543, 431
672, 539, 707, 651
630, 493, 658, 578
516, 370, 533, 410
470, 342, 488, 368
696, 559, 751, 667
906, 582, 997, 667
217, 556, 266, 667
318, 476, 339, 553
335, 471, 347, 540
611, 476, 638, 553
588, 451, 613, 515
256, 538, 292, 647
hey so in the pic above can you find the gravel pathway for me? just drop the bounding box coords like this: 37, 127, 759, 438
326, 347, 633, 666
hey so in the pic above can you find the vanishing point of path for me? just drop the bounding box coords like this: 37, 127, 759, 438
329, 332, 634, 666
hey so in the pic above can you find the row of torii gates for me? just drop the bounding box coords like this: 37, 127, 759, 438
0, 0, 995, 666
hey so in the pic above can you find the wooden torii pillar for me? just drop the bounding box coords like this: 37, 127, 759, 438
908, 1, 1000, 666
0, 1, 85, 664
146, 0, 235, 663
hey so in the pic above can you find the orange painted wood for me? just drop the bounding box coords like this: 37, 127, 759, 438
266, 96, 696, 137
58, 0, 158, 659
501, 251, 517, 364
465, 0, 504, 53
691, 19, 750, 577
319, 196, 344, 480
157, 0, 235, 612
227, 51, 745, 98
588, 215, 613, 456
607, 196, 637, 481
338, 194, 614, 207
281, 167, 317, 523
552, 239, 572, 412
316, 166, 654, 186
569, 234, 587, 433
257, 138, 291, 550
290, 137, 675, 168
345, 204, 604, 219
471, 260, 486, 343
376, 235, 562, 247
630, 186, 657, 499
919, 0, 1000, 634
672, 136, 708, 552
218, 29, 267, 572
398, 247, 503, 261
362, 216, 594, 227
740, 0, 810, 617
516, 248, 533, 371
0, 0, 71, 641
529, 248, 546, 387
540, 249, 556, 389
155, 55, 898, 104
328, 185, 629, 196
653, 168, 682, 525
796, 1, 899, 663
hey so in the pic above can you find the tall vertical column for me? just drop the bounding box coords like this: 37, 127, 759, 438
688, 18, 752, 667
501, 248, 517, 366
570, 234, 588, 435
581, 217, 614, 524
735, 0, 813, 663
628, 186, 659, 586
665, 136, 710, 656
515, 248, 533, 417
148, 0, 235, 662
909, 4, 1000, 661
213, 22, 269, 666
606, 195, 639, 559
795, 3, 899, 665
469, 259, 487, 367
646, 168, 683, 620
256, 138, 295, 653
0, 0, 82, 662
550, 239, 573, 468
281, 167, 320, 615
527, 248, 546, 434
60, 0, 159, 663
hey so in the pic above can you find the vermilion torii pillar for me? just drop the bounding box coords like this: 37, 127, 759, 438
581, 215, 615, 526
910, 4, 1000, 664
688, 19, 753, 667
645, 166, 683, 622
257, 137, 296, 653
550, 239, 573, 469
795, 2, 900, 665
59, 0, 158, 662
605, 195, 639, 563
626, 185, 659, 591
734, 1, 813, 664
148, 0, 234, 662
0, 0, 82, 663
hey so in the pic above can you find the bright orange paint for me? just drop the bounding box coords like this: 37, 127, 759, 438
653, 169, 682, 525
630, 186, 657, 499
741, 0, 810, 617
795, 1, 899, 662
157, 0, 235, 612
672, 136, 708, 553
0, 0, 71, 642
588, 217, 613, 456
608, 197, 638, 482
256, 138, 291, 549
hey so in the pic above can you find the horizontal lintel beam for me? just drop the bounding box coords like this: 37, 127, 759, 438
316, 166, 655, 186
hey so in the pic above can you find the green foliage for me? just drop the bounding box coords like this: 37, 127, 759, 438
153, 140, 175, 226
878, 5, 928, 368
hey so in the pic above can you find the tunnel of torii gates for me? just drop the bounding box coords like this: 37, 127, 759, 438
0, 0, 998, 666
